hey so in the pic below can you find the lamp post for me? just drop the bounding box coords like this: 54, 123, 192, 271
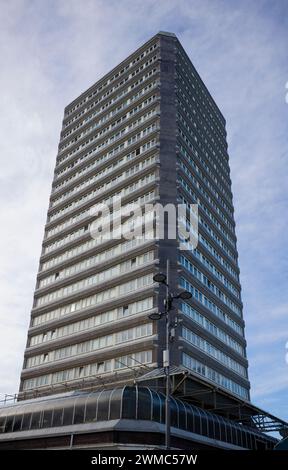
149, 259, 192, 450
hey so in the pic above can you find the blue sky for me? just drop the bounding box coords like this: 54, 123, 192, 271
0, 0, 287, 427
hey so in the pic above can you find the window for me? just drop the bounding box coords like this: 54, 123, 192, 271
182, 352, 249, 399
23, 351, 152, 391
97, 362, 104, 373
43, 353, 48, 363
122, 305, 129, 316
36, 252, 154, 307
182, 326, 246, 377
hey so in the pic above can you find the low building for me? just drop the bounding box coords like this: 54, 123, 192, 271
0, 373, 285, 450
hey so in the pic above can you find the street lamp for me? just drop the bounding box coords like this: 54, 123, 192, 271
176, 290, 192, 300
148, 312, 162, 321
152, 272, 167, 284
150, 259, 192, 450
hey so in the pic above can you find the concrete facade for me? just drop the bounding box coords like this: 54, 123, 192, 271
19, 32, 250, 403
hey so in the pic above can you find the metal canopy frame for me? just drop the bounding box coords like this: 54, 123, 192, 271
3, 365, 287, 434
136, 366, 288, 433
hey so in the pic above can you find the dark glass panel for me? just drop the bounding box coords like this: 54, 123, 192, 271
231, 424, 237, 444
97, 390, 112, 421
226, 422, 233, 443
137, 388, 152, 420
177, 400, 187, 429
5, 416, 14, 433
247, 431, 254, 449
52, 407, 64, 427
213, 416, 221, 441
186, 405, 195, 432
0, 417, 6, 433
236, 427, 243, 447
42, 409, 53, 428
85, 396, 98, 422
122, 386, 137, 419
242, 430, 248, 448
73, 403, 85, 424
248, 433, 255, 450
207, 415, 215, 438
255, 439, 267, 450
63, 407, 74, 426
198, 409, 208, 436
170, 398, 178, 427
220, 420, 227, 442
109, 388, 122, 420
152, 392, 161, 423
30, 411, 41, 429
13, 414, 23, 432
192, 407, 201, 434
159, 393, 165, 424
